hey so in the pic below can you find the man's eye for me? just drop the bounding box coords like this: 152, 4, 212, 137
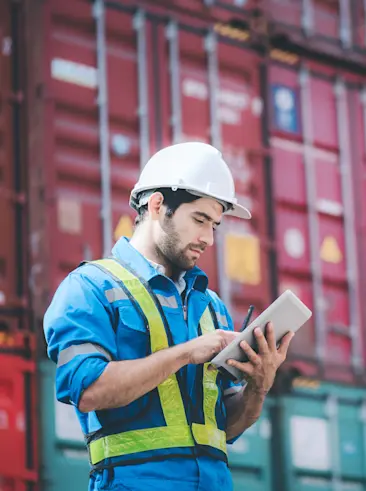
194, 218, 204, 224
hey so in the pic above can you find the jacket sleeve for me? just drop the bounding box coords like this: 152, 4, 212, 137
43, 268, 117, 408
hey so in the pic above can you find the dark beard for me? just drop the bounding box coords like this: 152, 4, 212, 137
154, 216, 195, 279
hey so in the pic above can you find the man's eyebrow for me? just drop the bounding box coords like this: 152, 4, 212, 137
193, 211, 221, 227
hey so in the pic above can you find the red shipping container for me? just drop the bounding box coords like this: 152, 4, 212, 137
0, 476, 28, 491
269, 59, 366, 383
152, 0, 366, 68
25, 0, 366, 385
0, 350, 37, 487
26, 0, 271, 323
0, 0, 29, 314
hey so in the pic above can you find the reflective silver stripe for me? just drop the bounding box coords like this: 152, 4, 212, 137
216, 312, 228, 328
156, 294, 178, 309
58, 343, 112, 367
105, 288, 128, 303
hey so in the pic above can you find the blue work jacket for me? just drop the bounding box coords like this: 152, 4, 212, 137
44, 237, 243, 491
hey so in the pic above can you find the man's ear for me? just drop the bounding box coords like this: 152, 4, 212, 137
147, 192, 164, 220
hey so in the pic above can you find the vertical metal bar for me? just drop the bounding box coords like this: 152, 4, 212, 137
205, 31, 222, 149
166, 21, 182, 144
93, 0, 112, 257
360, 400, 366, 463
299, 67, 326, 364
339, 0, 352, 48
334, 78, 363, 374
205, 30, 231, 310
364, 0, 366, 47
326, 396, 341, 491
302, 0, 314, 36
133, 10, 149, 169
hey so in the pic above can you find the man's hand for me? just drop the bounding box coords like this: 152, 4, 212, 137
185, 330, 240, 365
227, 322, 294, 394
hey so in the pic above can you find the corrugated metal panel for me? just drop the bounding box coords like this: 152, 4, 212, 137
269, 59, 365, 383
170, 0, 366, 68
273, 378, 366, 491
0, 0, 29, 321
0, 337, 38, 490
39, 361, 88, 491
228, 400, 273, 491
26, 0, 271, 329
25, 0, 366, 383
0, 476, 28, 491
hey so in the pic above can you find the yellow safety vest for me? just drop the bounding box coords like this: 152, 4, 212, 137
88, 258, 227, 465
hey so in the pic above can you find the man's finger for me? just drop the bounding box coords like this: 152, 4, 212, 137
240, 341, 261, 366
278, 331, 294, 356
265, 322, 277, 352
254, 327, 269, 355
227, 359, 254, 376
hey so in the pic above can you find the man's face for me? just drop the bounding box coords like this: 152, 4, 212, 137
154, 197, 223, 273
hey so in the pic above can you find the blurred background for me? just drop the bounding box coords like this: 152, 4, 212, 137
1, 0, 366, 489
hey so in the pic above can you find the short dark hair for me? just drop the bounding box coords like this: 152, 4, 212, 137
134, 188, 199, 227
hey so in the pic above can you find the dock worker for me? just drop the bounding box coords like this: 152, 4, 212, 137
44, 142, 294, 491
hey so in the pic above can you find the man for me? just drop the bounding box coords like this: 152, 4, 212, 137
44, 142, 294, 491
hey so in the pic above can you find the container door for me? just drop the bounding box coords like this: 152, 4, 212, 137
228, 400, 272, 491
0, 0, 28, 315
275, 380, 366, 491
0, 348, 37, 489
269, 59, 364, 383
39, 360, 89, 491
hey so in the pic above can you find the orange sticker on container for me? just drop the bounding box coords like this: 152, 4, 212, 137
320, 236, 342, 264
114, 215, 133, 241
224, 234, 261, 285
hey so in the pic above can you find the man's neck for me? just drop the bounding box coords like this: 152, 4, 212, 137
130, 231, 174, 278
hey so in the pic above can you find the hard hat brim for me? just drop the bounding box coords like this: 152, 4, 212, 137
226, 202, 252, 220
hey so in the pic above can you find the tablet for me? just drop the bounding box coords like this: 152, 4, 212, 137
210, 290, 312, 383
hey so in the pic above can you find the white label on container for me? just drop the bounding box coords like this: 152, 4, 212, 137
182, 78, 208, 100
0, 410, 9, 429
252, 97, 263, 116
57, 198, 82, 235
284, 228, 305, 259
55, 395, 84, 442
218, 106, 241, 125
290, 416, 330, 470
63, 449, 88, 460
274, 87, 295, 111
259, 418, 272, 439
316, 199, 343, 216
16, 412, 25, 432
51, 58, 97, 89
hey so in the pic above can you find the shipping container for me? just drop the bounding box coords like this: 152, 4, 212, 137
0, 0, 29, 320
273, 377, 366, 491
0, 335, 38, 490
25, 0, 272, 328
147, 0, 366, 67
38, 361, 89, 491
228, 399, 273, 491
25, 0, 366, 384
269, 58, 366, 384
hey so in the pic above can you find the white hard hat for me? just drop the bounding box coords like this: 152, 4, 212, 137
129, 142, 251, 220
